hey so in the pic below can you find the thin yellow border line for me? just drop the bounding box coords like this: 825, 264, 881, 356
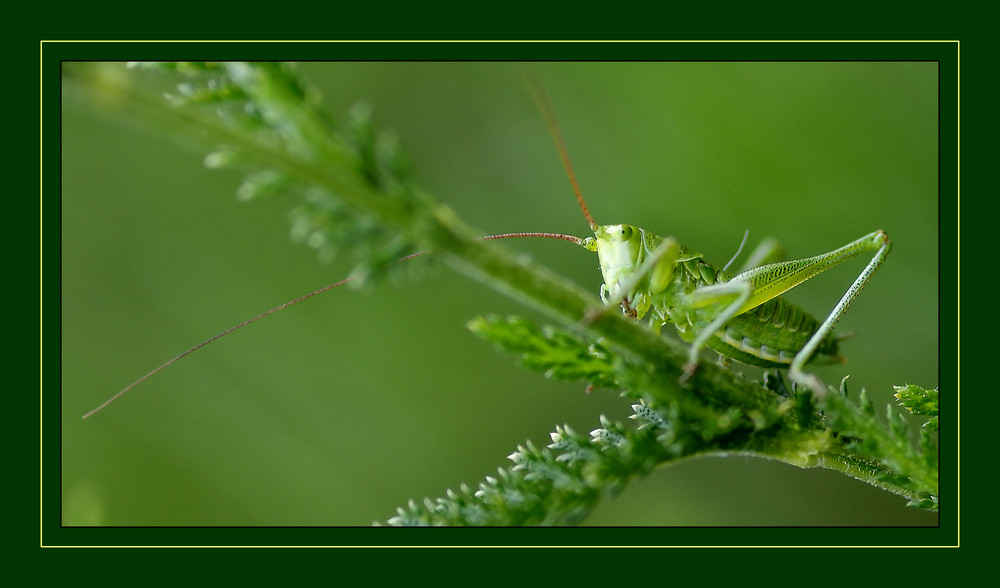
44, 41, 956, 547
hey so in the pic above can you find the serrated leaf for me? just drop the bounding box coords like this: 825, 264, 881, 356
467, 315, 620, 388
894, 384, 939, 431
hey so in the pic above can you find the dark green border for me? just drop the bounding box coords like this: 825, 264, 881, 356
44, 40, 957, 548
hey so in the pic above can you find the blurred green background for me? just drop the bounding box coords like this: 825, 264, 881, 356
62, 62, 938, 527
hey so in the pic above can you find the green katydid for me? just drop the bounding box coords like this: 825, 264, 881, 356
82, 82, 890, 419
525, 79, 892, 396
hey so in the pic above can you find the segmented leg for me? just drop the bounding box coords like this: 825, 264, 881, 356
677, 279, 753, 383
788, 231, 891, 395
678, 231, 890, 395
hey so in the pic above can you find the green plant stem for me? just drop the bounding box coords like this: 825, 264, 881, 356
816, 452, 927, 500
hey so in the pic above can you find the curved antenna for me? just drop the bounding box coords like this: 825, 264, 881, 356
525, 73, 597, 230
81, 272, 368, 420
722, 230, 750, 272
84, 232, 586, 419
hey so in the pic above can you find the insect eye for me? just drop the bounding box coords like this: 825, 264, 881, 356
618, 225, 633, 240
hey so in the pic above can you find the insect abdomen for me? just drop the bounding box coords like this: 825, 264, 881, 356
705, 297, 841, 368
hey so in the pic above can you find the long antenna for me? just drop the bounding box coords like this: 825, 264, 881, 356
80, 271, 370, 420
84, 233, 584, 419
525, 72, 597, 230
482, 231, 583, 245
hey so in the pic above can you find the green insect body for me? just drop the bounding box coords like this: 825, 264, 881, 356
581, 221, 891, 391
699, 297, 841, 369
584, 222, 840, 366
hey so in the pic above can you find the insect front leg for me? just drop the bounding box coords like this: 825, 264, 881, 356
675, 279, 754, 383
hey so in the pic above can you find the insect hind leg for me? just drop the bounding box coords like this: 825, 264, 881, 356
788, 231, 891, 396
